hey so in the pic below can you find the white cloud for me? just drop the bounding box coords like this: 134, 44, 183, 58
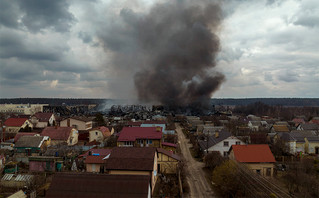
50, 80, 59, 88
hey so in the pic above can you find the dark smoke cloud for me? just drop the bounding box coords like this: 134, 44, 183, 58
98, 0, 225, 110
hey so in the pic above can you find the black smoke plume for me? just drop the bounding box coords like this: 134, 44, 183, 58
98, 0, 225, 112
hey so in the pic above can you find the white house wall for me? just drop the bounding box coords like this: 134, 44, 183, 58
208, 136, 245, 157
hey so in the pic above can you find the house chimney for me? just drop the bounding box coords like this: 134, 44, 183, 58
156, 126, 161, 132
215, 132, 219, 138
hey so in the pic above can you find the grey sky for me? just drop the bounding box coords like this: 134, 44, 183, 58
0, 0, 318, 99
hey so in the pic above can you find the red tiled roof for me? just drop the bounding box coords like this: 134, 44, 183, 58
46, 173, 150, 198
231, 144, 276, 163
4, 118, 28, 127
79, 148, 112, 158
105, 147, 156, 171
41, 126, 74, 140
117, 127, 162, 142
14, 132, 37, 142
34, 112, 53, 122
85, 155, 108, 164
161, 142, 177, 148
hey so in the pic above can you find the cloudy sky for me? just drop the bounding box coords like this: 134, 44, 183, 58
0, 0, 318, 99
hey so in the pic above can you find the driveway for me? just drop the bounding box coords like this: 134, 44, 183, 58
176, 123, 216, 198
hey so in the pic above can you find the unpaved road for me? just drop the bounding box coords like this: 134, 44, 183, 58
176, 123, 216, 198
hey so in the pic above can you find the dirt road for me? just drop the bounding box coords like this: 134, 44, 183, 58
176, 123, 216, 198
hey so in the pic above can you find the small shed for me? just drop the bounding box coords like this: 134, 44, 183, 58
1, 174, 33, 188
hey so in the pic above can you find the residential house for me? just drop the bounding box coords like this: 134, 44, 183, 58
270, 125, 290, 133
4, 118, 33, 133
202, 126, 224, 135
89, 126, 113, 143
309, 117, 319, 125
275, 132, 297, 154
248, 121, 261, 131
297, 123, 319, 133
247, 115, 261, 121
105, 147, 158, 193
29, 156, 63, 172
41, 126, 78, 146
290, 130, 319, 154
117, 127, 162, 148
83, 149, 112, 173
156, 148, 180, 174
60, 117, 93, 130
14, 136, 50, 163
198, 131, 245, 157
46, 173, 151, 198
31, 112, 56, 128
14, 132, 37, 143
229, 144, 276, 177
141, 120, 166, 131
292, 118, 306, 127
141, 120, 175, 136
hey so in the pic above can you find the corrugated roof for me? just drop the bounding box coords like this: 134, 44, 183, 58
4, 118, 28, 127
15, 136, 45, 148
46, 173, 150, 198
300, 123, 319, 130
117, 127, 162, 142
1, 174, 33, 182
41, 126, 73, 140
14, 132, 37, 143
231, 144, 276, 163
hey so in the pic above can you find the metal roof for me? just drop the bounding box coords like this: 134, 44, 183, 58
1, 174, 33, 182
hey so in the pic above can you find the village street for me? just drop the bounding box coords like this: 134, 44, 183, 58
175, 123, 216, 198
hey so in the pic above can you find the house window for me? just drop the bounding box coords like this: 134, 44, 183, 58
266, 168, 271, 176
124, 141, 133, 146
223, 151, 228, 157
146, 140, 152, 145
223, 141, 229, 147
236, 141, 241, 145
137, 139, 143, 144
256, 169, 261, 175
95, 132, 98, 136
